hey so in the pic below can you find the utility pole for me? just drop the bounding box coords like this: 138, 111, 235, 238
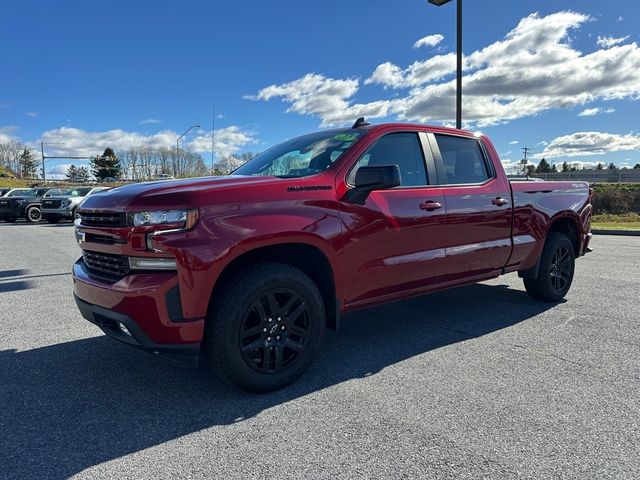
521, 147, 533, 176
212, 105, 215, 175
427, 0, 462, 129
41, 142, 45, 183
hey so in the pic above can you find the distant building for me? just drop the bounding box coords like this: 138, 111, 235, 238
531, 169, 640, 183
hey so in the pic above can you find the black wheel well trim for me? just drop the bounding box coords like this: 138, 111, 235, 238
207, 242, 341, 331
518, 217, 580, 279
518, 216, 580, 278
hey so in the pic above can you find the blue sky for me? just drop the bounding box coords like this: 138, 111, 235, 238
1, 0, 639, 177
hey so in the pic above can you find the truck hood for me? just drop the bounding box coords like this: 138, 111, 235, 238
79, 175, 282, 210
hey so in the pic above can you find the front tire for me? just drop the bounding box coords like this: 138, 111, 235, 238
524, 232, 575, 302
26, 206, 42, 223
204, 262, 325, 393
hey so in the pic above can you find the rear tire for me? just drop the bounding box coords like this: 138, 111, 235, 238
524, 232, 575, 302
204, 262, 325, 393
26, 206, 42, 223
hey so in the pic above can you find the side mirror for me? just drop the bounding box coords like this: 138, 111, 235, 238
346, 165, 401, 204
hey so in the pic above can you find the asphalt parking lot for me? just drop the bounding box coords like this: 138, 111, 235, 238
0, 222, 638, 479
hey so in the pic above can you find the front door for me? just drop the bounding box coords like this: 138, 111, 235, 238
340, 131, 448, 306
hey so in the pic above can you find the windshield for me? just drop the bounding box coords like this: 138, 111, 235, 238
233, 130, 365, 178
69, 187, 92, 197
7, 189, 27, 197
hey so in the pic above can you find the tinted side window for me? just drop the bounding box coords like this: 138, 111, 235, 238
434, 135, 491, 185
350, 133, 427, 187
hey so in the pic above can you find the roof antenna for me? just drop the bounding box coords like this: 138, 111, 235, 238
352, 117, 370, 129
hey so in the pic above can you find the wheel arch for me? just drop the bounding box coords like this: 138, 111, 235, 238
519, 213, 580, 279
207, 241, 341, 330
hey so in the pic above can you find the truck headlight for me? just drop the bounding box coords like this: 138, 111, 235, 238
131, 209, 199, 230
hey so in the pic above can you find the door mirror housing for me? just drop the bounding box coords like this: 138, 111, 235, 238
346, 165, 401, 204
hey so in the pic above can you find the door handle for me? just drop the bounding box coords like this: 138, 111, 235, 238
491, 197, 509, 206
419, 201, 442, 211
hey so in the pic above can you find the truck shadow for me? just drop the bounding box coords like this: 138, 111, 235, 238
0, 282, 556, 479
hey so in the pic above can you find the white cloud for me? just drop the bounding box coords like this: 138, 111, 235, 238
578, 107, 600, 116
596, 35, 629, 48
249, 11, 640, 128
25, 112, 38, 118
413, 34, 444, 49
539, 131, 640, 158
248, 73, 391, 126
577, 107, 615, 116
365, 54, 457, 88
190, 126, 257, 158
34, 126, 256, 158
509, 140, 519, 145
0, 125, 19, 143
139, 118, 161, 125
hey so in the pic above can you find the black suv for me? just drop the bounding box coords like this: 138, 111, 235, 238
0, 188, 66, 223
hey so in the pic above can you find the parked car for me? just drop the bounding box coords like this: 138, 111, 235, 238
154, 174, 175, 181
0, 187, 66, 223
73, 120, 593, 392
3, 188, 30, 197
41, 187, 108, 223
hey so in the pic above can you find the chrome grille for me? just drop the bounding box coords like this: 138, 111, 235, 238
79, 211, 128, 227
82, 250, 130, 279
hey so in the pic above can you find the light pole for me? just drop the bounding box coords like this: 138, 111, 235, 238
427, 0, 462, 129
40, 142, 65, 183
176, 124, 200, 159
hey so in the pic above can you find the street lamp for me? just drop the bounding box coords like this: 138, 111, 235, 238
40, 142, 65, 183
427, 0, 462, 129
176, 124, 200, 159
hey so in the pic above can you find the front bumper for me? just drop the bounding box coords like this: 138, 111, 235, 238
42, 206, 75, 219
0, 206, 26, 218
73, 258, 204, 366
75, 294, 201, 367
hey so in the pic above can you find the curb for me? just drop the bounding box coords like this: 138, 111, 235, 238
592, 229, 640, 236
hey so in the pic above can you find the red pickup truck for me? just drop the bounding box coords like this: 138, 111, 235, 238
73, 120, 592, 392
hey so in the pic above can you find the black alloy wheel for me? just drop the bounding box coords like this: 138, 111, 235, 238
205, 262, 325, 393
239, 288, 311, 374
549, 245, 572, 294
26, 206, 42, 223
524, 232, 575, 302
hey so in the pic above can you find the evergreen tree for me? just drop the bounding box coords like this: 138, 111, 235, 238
66, 165, 78, 182
561, 161, 569, 172
76, 166, 90, 183
608, 162, 617, 170
634, 163, 640, 169
91, 147, 121, 181
19, 149, 37, 179
535, 158, 551, 173
596, 163, 604, 170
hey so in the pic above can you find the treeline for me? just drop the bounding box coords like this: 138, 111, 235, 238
1, 139, 258, 181
117, 147, 208, 180
0, 141, 38, 178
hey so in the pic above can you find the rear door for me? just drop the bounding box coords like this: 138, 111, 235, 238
340, 130, 447, 306
428, 133, 512, 281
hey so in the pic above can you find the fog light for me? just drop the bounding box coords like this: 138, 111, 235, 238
119, 323, 133, 337
128, 257, 177, 270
